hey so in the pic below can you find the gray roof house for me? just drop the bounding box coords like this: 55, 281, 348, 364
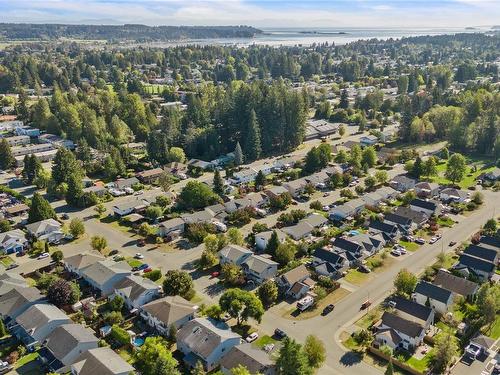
63, 252, 105, 277
113, 275, 161, 310
140, 296, 197, 335
71, 347, 135, 375
409, 199, 441, 217
41, 324, 99, 373
254, 229, 287, 252
25, 218, 64, 244
312, 247, 349, 279
220, 343, 276, 375
415, 182, 440, 198
80, 260, 132, 296
242, 255, 279, 283
218, 245, 253, 266
0, 229, 28, 255
389, 175, 416, 192
276, 264, 315, 300
12, 304, 72, 349
158, 217, 185, 238
454, 253, 496, 281
0, 273, 27, 296
433, 270, 479, 300
177, 318, 241, 372
394, 206, 429, 228
0, 286, 45, 322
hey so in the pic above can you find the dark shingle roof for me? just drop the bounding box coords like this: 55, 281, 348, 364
384, 213, 412, 226
369, 220, 398, 234
381, 311, 424, 338
415, 281, 452, 303
458, 254, 496, 273
392, 296, 433, 323
410, 199, 437, 211
479, 235, 500, 250
463, 244, 498, 264
433, 270, 478, 297
313, 248, 345, 265
331, 237, 363, 253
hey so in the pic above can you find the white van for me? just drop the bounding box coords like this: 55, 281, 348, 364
297, 296, 314, 311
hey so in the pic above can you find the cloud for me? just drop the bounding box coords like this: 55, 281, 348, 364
0, 0, 498, 27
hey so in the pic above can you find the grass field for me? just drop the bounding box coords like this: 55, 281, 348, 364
399, 240, 420, 252
430, 158, 495, 189
344, 269, 369, 285
143, 84, 168, 94
0, 256, 14, 267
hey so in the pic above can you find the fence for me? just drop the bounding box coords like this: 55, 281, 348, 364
368, 346, 426, 375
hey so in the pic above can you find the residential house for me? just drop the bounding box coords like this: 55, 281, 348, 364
0, 287, 45, 322
276, 264, 315, 300
188, 159, 213, 170
264, 186, 289, 200
140, 296, 197, 335
241, 255, 279, 283
4, 135, 30, 147
82, 185, 107, 197
113, 275, 160, 310
282, 179, 308, 197
331, 237, 365, 265
409, 199, 441, 217
349, 233, 386, 256
375, 297, 434, 351
181, 210, 215, 225
394, 206, 428, 228
454, 254, 496, 281
158, 217, 185, 238
254, 229, 287, 252
112, 199, 150, 217
329, 198, 365, 221
3, 203, 30, 217
360, 135, 378, 147
136, 168, 164, 184
480, 167, 500, 182
113, 177, 139, 190
283, 221, 316, 241
415, 182, 440, 198
71, 347, 135, 375
63, 252, 105, 278
38, 133, 75, 150
0, 229, 28, 254
384, 213, 413, 234
433, 270, 479, 301
177, 318, 241, 372
11, 143, 54, 157
463, 244, 498, 266
224, 193, 268, 214
0, 273, 27, 296
439, 188, 470, 203
25, 218, 64, 244
41, 324, 99, 373
164, 162, 188, 179
312, 248, 349, 279
477, 235, 500, 251
368, 220, 400, 242
220, 343, 276, 375
413, 281, 454, 315
389, 175, 416, 192
12, 304, 71, 349
15, 125, 40, 137
229, 168, 258, 185
218, 245, 253, 266
80, 260, 132, 296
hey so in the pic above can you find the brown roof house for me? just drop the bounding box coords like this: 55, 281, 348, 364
140, 296, 197, 336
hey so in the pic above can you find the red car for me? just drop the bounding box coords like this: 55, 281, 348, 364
211, 271, 220, 278
143, 267, 152, 273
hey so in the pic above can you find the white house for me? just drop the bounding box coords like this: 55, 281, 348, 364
25, 219, 64, 244
158, 217, 185, 238
43, 324, 99, 373
177, 318, 241, 372
140, 296, 197, 335
439, 188, 470, 203
113, 275, 160, 310
218, 245, 253, 266
0, 229, 28, 254
413, 281, 454, 316
242, 255, 279, 283
360, 135, 378, 147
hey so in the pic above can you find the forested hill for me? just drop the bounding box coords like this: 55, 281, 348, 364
0, 24, 262, 41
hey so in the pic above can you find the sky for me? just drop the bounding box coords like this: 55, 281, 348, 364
0, 0, 498, 28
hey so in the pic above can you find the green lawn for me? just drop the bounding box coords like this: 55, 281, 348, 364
430, 160, 495, 189
437, 217, 455, 228
483, 315, 500, 339
15, 352, 39, 368
253, 335, 277, 349
126, 258, 143, 268
355, 307, 383, 329
0, 256, 14, 267
344, 269, 369, 285
404, 352, 432, 373
399, 241, 420, 252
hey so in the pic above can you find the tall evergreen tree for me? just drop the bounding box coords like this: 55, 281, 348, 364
28, 192, 56, 223
22, 154, 42, 184
234, 142, 244, 165
339, 89, 349, 109
255, 170, 265, 190
213, 169, 224, 196
276, 337, 313, 375
52, 148, 82, 185
0, 139, 14, 170
66, 174, 84, 207
244, 109, 262, 161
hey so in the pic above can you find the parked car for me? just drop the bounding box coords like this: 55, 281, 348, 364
245, 332, 259, 343
361, 300, 372, 310
6, 263, 19, 270
391, 249, 401, 256
137, 263, 149, 271
142, 267, 152, 273
274, 328, 287, 340
60, 213, 70, 220
322, 205, 330, 212
449, 241, 457, 246
137, 239, 146, 247
134, 253, 144, 259
415, 238, 426, 245
429, 237, 438, 244
322, 304, 335, 316
358, 265, 371, 273
37, 252, 50, 260
323, 192, 330, 197
221, 313, 232, 322
211, 271, 220, 278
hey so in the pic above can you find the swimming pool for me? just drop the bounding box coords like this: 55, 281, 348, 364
133, 337, 145, 347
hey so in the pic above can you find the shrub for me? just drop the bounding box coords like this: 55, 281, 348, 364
310, 200, 322, 210
144, 269, 162, 281
110, 325, 130, 346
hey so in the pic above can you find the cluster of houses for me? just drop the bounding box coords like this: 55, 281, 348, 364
0, 217, 64, 255
0, 192, 29, 227
374, 268, 481, 352
0, 118, 75, 167
454, 235, 499, 281
0, 271, 134, 374
59, 251, 276, 373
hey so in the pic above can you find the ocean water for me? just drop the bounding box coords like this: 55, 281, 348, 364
135, 26, 490, 48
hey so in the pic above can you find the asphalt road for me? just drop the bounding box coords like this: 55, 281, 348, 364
258, 190, 498, 375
